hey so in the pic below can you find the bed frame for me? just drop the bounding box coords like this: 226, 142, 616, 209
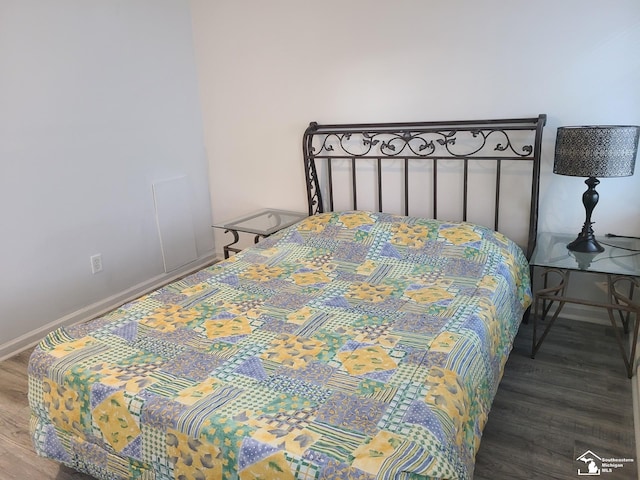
303, 115, 546, 259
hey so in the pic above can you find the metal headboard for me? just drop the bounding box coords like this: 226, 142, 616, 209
302, 115, 546, 259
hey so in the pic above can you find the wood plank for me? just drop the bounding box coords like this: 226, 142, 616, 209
0, 442, 89, 480
0, 359, 34, 453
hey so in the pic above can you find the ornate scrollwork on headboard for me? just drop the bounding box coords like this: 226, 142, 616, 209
302, 115, 546, 259
307, 122, 539, 159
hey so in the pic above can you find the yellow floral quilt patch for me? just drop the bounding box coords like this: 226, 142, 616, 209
239, 450, 294, 480
291, 271, 331, 286
296, 214, 331, 233
424, 367, 470, 446
94, 363, 158, 393
42, 379, 82, 434
174, 377, 219, 405
430, 332, 460, 353
439, 225, 481, 245
352, 328, 399, 348
221, 300, 264, 319
355, 259, 377, 275
390, 223, 430, 248
47, 337, 96, 358
478, 275, 498, 291
339, 212, 375, 229
239, 264, 285, 282
261, 334, 325, 369
286, 306, 315, 325
476, 298, 500, 352
167, 429, 223, 479
351, 431, 403, 475
140, 305, 200, 332
93, 391, 141, 452
181, 283, 209, 296
346, 282, 394, 303
203, 316, 252, 339
404, 285, 454, 304
337, 345, 397, 375
250, 423, 320, 456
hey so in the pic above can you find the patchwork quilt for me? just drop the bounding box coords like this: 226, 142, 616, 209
29, 211, 531, 479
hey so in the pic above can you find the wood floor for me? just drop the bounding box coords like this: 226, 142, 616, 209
0, 319, 636, 480
475, 319, 636, 479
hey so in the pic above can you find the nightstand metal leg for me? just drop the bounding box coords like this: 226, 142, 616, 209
608, 275, 640, 379
223, 229, 240, 259
532, 268, 569, 358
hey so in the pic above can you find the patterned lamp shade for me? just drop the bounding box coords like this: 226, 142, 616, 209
554, 125, 640, 177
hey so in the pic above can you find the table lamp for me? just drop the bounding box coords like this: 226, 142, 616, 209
553, 125, 640, 253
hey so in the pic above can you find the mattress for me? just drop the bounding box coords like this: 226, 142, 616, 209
29, 211, 531, 479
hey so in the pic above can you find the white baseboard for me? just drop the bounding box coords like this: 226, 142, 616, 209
0, 253, 221, 362
542, 302, 612, 327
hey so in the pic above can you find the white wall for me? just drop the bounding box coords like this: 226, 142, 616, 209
191, 0, 640, 320
191, 0, 639, 231
0, 0, 214, 356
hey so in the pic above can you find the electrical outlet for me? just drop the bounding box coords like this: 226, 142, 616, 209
90, 254, 103, 274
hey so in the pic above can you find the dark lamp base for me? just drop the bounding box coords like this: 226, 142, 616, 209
567, 177, 605, 254
567, 234, 604, 253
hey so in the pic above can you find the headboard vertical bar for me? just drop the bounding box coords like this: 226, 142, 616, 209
302, 125, 322, 215
328, 159, 334, 212
433, 159, 438, 219
494, 159, 502, 231
463, 159, 469, 222
404, 158, 409, 216
527, 113, 547, 259
352, 157, 357, 210
377, 158, 383, 212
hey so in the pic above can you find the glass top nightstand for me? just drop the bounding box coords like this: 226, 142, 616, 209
530, 232, 640, 276
213, 209, 307, 258
530, 232, 640, 378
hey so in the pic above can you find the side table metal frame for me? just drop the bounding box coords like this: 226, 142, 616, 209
222, 230, 266, 259
531, 268, 639, 378
215, 209, 307, 260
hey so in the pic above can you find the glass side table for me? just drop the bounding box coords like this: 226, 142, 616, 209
529, 232, 640, 378
213, 209, 307, 259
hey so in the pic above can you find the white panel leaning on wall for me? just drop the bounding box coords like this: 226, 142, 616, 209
152, 176, 198, 273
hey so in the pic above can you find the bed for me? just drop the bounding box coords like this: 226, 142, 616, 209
29, 115, 546, 479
